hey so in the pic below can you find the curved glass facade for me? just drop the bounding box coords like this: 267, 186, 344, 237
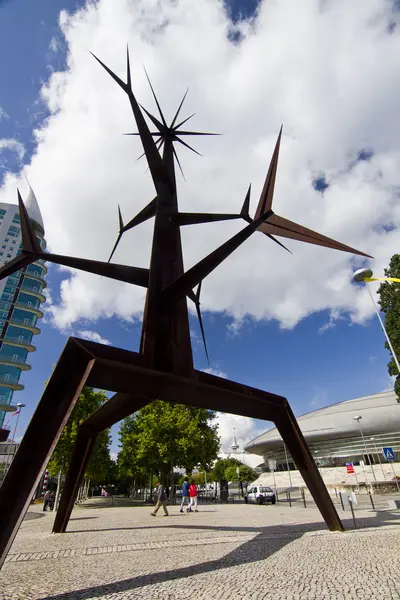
0, 202, 46, 428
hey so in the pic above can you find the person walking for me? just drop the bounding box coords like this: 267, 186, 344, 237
180, 477, 190, 513
151, 482, 169, 517
189, 480, 198, 512
43, 490, 51, 511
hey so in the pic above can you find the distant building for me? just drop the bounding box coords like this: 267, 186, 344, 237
0, 186, 46, 428
244, 390, 400, 470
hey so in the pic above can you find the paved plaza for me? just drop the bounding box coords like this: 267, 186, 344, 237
1, 497, 400, 600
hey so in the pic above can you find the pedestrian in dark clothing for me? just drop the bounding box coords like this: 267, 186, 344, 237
43, 490, 51, 511
49, 492, 55, 511
180, 477, 190, 512
151, 482, 169, 517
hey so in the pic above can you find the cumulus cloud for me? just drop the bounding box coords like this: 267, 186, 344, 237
216, 411, 266, 466
0, 0, 399, 333
0, 139, 25, 169
76, 329, 111, 345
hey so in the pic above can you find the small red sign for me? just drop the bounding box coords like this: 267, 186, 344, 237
346, 463, 354, 474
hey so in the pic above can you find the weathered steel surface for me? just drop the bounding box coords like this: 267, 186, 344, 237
0, 47, 369, 567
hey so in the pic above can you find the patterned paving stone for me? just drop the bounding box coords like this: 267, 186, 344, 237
0, 500, 399, 599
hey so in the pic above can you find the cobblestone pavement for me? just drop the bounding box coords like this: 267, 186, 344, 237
1, 499, 400, 600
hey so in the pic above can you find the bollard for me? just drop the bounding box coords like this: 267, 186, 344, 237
301, 489, 306, 508
368, 491, 375, 511
286, 492, 292, 507
339, 492, 345, 511
348, 498, 357, 529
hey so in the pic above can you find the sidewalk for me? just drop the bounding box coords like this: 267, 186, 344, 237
1, 498, 399, 600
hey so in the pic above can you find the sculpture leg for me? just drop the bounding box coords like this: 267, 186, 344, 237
52, 426, 97, 534
275, 404, 344, 532
0, 338, 95, 569
54, 394, 151, 533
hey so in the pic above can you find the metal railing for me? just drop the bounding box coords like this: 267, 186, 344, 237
1, 336, 34, 348
0, 375, 24, 386
0, 355, 31, 367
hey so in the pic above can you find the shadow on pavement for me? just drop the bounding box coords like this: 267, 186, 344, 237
24, 512, 45, 521
38, 511, 400, 600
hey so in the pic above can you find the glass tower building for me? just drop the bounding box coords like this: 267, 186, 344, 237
0, 187, 46, 429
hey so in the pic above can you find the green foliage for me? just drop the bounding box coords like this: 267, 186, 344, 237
47, 387, 111, 483
118, 401, 220, 479
378, 254, 400, 400
211, 458, 257, 483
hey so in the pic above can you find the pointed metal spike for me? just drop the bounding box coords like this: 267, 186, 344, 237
240, 185, 251, 221
93, 52, 169, 189
143, 65, 167, 127
162, 207, 273, 305
107, 232, 123, 263
122, 197, 157, 232
266, 233, 292, 254
126, 45, 131, 90
139, 104, 164, 132
118, 205, 124, 232
171, 212, 240, 226
195, 295, 209, 364
172, 144, 186, 181
171, 88, 189, 128
176, 137, 202, 156
90, 52, 128, 93
17, 189, 41, 254
254, 126, 283, 219
124, 132, 160, 136
173, 131, 220, 136
43, 250, 149, 287
258, 216, 372, 258
174, 113, 196, 130
196, 281, 202, 300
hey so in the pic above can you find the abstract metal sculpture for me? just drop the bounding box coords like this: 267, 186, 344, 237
0, 49, 371, 567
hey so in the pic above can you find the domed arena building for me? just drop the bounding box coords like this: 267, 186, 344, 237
244, 390, 400, 485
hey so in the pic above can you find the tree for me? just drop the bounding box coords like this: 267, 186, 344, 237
47, 387, 111, 483
377, 254, 400, 400
118, 401, 220, 481
211, 458, 258, 483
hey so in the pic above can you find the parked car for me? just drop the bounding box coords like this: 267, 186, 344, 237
247, 485, 276, 505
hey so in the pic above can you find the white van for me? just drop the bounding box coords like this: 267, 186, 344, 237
247, 485, 276, 505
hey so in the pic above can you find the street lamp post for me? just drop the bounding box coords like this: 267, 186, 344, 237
3, 403, 25, 474
370, 437, 386, 482
353, 415, 376, 483
353, 268, 400, 376
283, 442, 293, 488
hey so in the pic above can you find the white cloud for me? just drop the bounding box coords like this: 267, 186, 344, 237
202, 366, 228, 378
49, 36, 62, 53
0, 107, 9, 121
216, 411, 266, 459
0, 0, 399, 334
0, 139, 25, 168
76, 329, 111, 345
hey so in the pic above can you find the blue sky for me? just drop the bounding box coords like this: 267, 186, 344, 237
0, 0, 397, 456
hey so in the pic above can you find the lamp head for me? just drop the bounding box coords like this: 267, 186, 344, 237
353, 268, 373, 282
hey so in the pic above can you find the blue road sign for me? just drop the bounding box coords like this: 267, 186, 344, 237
382, 447, 395, 461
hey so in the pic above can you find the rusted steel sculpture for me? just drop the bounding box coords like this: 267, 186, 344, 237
0, 49, 371, 567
